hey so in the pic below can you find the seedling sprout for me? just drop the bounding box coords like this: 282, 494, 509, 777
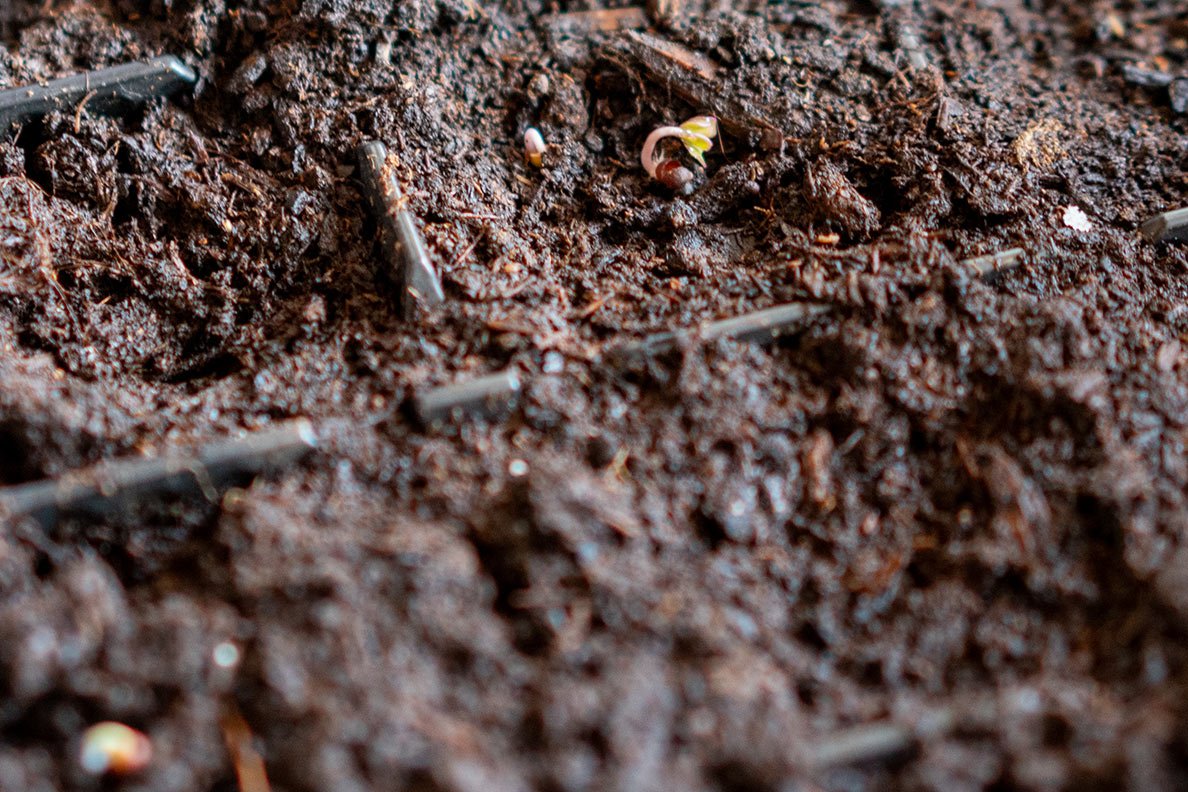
640, 115, 718, 192
79, 722, 152, 776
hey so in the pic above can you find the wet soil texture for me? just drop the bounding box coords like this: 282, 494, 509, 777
4, 0, 1188, 790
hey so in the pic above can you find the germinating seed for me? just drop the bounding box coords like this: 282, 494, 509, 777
524, 127, 546, 167
79, 722, 152, 776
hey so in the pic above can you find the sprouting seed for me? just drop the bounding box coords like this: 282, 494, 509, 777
79, 722, 152, 776
640, 114, 718, 191
524, 127, 546, 167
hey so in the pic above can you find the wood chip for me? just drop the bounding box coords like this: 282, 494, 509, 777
960, 247, 1024, 278
606, 31, 783, 148
624, 30, 719, 81
542, 7, 649, 35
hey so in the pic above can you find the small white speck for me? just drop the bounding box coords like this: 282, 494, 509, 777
213, 642, 240, 668
542, 352, 564, 374
1062, 205, 1092, 232
508, 459, 529, 477
1013, 687, 1042, 713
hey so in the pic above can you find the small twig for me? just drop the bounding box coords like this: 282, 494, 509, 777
0, 419, 317, 526
605, 245, 1026, 368
0, 55, 196, 134
810, 708, 955, 769
1141, 207, 1188, 244
811, 722, 915, 768
73, 89, 97, 133
485, 317, 538, 336
576, 292, 617, 319
220, 172, 265, 199
449, 236, 480, 268
453, 211, 509, 222
605, 301, 831, 363
456, 279, 532, 302
357, 141, 446, 315
959, 247, 1024, 278
696, 302, 832, 344
220, 704, 271, 792
412, 371, 523, 429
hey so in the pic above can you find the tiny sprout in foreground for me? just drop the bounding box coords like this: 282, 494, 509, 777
641, 115, 718, 192
524, 127, 545, 167
79, 722, 152, 776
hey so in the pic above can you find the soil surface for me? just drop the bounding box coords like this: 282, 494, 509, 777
4, 0, 1188, 789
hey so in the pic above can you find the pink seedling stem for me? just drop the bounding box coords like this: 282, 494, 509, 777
640, 125, 692, 179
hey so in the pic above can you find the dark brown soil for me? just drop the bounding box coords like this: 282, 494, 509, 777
5, 0, 1188, 789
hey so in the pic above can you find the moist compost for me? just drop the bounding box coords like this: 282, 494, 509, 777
3, 0, 1188, 789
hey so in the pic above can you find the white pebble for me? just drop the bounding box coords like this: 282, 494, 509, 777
1062, 205, 1092, 231
213, 641, 241, 668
